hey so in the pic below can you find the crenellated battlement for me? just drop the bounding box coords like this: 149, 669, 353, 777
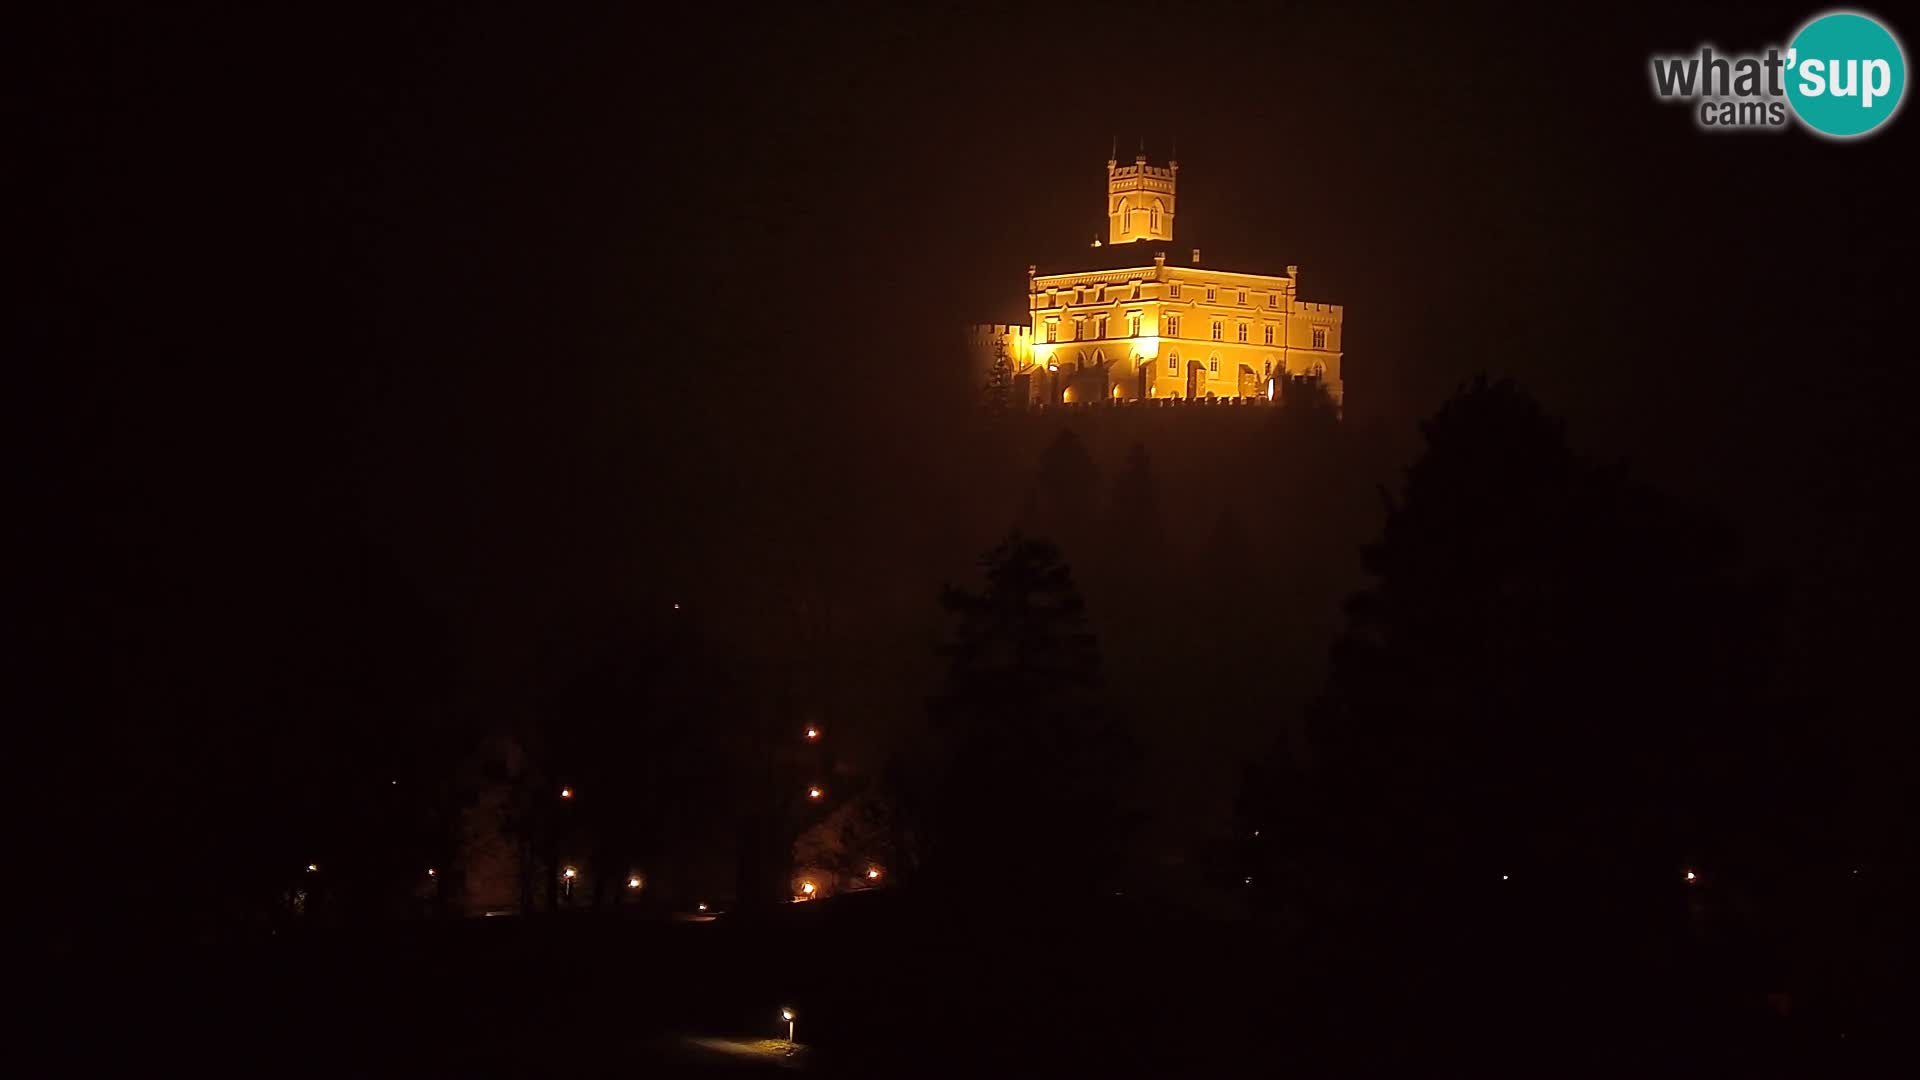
966, 323, 1032, 342
1109, 164, 1177, 183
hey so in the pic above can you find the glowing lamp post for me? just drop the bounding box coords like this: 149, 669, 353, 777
800, 881, 816, 900
866, 866, 881, 882
780, 1007, 796, 1053
562, 866, 577, 900
804, 726, 820, 742
1684, 870, 1698, 884
807, 786, 823, 801
627, 876, 641, 890
559, 787, 573, 800
306, 864, 318, 873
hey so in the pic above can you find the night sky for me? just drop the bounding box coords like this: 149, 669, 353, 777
24, 2, 1917, 820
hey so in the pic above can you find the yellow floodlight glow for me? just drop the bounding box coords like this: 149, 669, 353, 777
627, 876, 641, 889
563, 867, 577, 880
560, 787, 573, 799
807, 786, 823, 800
867, 866, 881, 880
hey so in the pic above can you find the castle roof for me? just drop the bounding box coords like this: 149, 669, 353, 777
1032, 238, 1295, 280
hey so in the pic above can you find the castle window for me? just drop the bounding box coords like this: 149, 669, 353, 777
1128, 313, 1141, 337
1131, 283, 1140, 300
1211, 320, 1223, 341
1167, 353, 1179, 372
1096, 316, 1107, 338
1263, 325, 1275, 345
1237, 323, 1249, 343
1074, 318, 1085, 340
1169, 284, 1182, 299
1209, 358, 1220, 374
1269, 293, 1280, 309
1150, 201, 1162, 231
1237, 290, 1248, 306
1167, 314, 1180, 337
1312, 326, 1328, 349
1076, 288, 1085, 304
1205, 286, 1217, 302
1046, 319, 1058, 343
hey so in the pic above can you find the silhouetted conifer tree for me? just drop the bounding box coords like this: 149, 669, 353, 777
912, 532, 1135, 894
1024, 430, 1100, 559
1251, 377, 1780, 944
984, 344, 1013, 409
1107, 442, 1166, 554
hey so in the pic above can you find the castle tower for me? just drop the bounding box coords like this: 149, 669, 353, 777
1107, 142, 1177, 245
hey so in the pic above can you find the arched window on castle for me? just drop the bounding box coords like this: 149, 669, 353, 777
1150, 201, 1162, 231
1167, 351, 1179, 372
1311, 326, 1328, 349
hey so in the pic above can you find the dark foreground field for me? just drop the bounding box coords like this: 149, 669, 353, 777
27, 892, 1871, 1077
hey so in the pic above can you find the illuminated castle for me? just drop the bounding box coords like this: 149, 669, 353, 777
969, 148, 1344, 408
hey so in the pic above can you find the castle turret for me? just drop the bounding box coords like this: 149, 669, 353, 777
1107, 141, 1177, 245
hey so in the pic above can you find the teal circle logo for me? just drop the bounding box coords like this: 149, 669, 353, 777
1786, 11, 1906, 137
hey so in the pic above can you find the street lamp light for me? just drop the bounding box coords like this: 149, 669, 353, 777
562, 866, 577, 900
627, 876, 641, 890
560, 787, 573, 800
807, 786, 822, 800
866, 866, 881, 881
780, 1007, 795, 1053
306, 864, 318, 873
804, 726, 820, 741
800, 881, 816, 899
